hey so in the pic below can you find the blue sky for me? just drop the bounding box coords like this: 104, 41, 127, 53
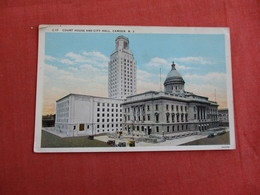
43, 32, 227, 114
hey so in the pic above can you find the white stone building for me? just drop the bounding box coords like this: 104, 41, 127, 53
55, 94, 123, 136
218, 109, 229, 126
122, 62, 219, 136
108, 36, 137, 99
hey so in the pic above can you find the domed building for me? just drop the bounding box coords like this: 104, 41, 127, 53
164, 61, 185, 94
122, 62, 219, 138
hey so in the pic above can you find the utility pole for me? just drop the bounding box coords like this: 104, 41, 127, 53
160, 68, 162, 91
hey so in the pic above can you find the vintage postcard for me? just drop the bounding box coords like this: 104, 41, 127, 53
34, 25, 235, 152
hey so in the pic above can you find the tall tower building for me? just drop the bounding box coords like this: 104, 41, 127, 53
108, 36, 137, 99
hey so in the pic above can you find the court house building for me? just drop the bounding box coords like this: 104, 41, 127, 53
122, 62, 219, 136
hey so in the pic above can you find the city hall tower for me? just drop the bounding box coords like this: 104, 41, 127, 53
108, 36, 137, 99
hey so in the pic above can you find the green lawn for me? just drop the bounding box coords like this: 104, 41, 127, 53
181, 132, 230, 146
41, 131, 110, 148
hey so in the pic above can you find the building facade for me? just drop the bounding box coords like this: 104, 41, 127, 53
108, 36, 137, 99
218, 108, 229, 126
55, 94, 123, 136
122, 62, 219, 136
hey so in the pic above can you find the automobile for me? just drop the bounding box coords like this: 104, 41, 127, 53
217, 131, 226, 135
88, 135, 94, 140
207, 133, 215, 138
118, 142, 126, 147
107, 140, 116, 146
128, 140, 135, 147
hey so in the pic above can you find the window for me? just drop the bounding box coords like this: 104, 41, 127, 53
166, 104, 169, 110
97, 108, 100, 111
97, 125, 99, 128
171, 105, 174, 111
147, 105, 150, 111
97, 119, 100, 122
97, 113, 100, 117
97, 102, 100, 106
147, 114, 150, 121
155, 114, 159, 123
156, 126, 159, 132
155, 104, 158, 111
166, 114, 170, 123
172, 126, 175, 132
79, 124, 84, 131
167, 126, 169, 132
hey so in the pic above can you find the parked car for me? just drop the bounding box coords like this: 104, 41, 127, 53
107, 140, 116, 146
207, 133, 215, 138
118, 142, 126, 147
128, 140, 135, 147
217, 131, 226, 135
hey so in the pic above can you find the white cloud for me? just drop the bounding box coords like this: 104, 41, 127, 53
137, 69, 153, 81
183, 72, 226, 84
68, 67, 78, 71
146, 57, 168, 67
66, 52, 87, 62
80, 64, 101, 72
174, 57, 213, 65
45, 55, 57, 61
82, 51, 109, 62
146, 57, 193, 70
66, 51, 109, 68
175, 62, 193, 70
60, 59, 75, 65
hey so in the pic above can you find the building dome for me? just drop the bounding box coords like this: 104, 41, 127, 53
164, 61, 185, 94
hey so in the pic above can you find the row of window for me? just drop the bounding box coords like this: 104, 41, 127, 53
97, 128, 121, 133
97, 102, 120, 107
97, 118, 122, 122
97, 108, 122, 112
97, 123, 122, 129
125, 113, 188, 123
97, 112, 122, 117
125, 104, 188, 113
